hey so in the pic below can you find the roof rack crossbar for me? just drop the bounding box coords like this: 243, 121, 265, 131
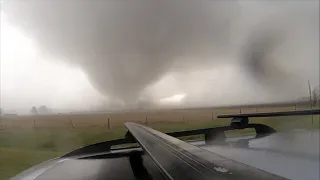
217, 109, 320, 118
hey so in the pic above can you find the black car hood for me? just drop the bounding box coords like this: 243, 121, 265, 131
11, 130, 319, 180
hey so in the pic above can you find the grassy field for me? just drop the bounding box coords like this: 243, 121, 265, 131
0, 105, 319, 179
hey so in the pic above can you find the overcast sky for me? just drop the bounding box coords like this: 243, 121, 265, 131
0, 0, 319, 114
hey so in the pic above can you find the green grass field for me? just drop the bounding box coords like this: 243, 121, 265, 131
0, 114, 319, 180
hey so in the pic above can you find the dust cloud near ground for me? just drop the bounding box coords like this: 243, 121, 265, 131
2, 0, 319, 110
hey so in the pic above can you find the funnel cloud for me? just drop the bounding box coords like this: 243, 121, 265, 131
2, 0, 319, 109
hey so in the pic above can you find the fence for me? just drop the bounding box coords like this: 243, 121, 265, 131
0, 103, 317, 130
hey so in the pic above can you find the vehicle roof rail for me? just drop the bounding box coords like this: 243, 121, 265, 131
124, 122, 285, 180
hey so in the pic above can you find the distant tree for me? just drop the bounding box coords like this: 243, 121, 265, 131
38, 105, 52, 114
30, 107, 38, 115
312, 86, 320, 107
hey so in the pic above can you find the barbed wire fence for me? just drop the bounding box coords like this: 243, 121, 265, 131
0, 104, 317, 130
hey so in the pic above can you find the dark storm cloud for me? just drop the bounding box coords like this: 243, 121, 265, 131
2, 0, 319, 107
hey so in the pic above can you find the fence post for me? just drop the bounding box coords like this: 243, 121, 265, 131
0, 118, 3, 130
107, 118, 110, 130
70, 119, 75, 129
212, 112, 214, 121
240, 108, 242, 114
145, 116, 148, 125
294, 104, 297, 111
33, 119, 36, 129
